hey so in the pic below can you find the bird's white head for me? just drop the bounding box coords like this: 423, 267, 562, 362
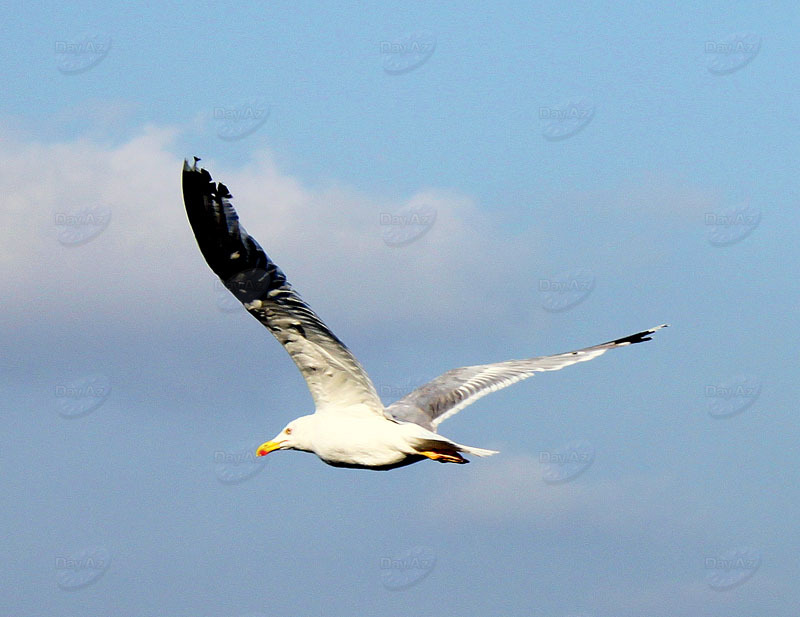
256, 415, 314, 457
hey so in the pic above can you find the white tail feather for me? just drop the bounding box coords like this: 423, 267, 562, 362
458, 444, 499, 457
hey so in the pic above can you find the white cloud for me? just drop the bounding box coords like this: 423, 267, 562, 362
3, 123, 711, 350
0, 124, 536, 342
421, 455, 792, 613
424, 454, 690, 531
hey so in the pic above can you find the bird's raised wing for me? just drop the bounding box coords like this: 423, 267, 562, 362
386, 325, 667, 431
182, 159, 383, 414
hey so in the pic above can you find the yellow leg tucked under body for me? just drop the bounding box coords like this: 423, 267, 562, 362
417, 450, 469, 464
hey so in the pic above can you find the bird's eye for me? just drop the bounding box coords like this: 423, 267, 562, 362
285, 427, 292, 435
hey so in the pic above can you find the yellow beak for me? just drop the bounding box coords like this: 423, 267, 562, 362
256, 440, 284, 457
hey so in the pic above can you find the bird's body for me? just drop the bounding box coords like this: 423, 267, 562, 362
291, 411, 413, 468
281, 411, 497, 470
308, 413, 411, 469
182, 158, 667, 471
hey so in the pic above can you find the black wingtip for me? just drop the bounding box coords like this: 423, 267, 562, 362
609, 323, 669, 346
183, 156, 202, 173
216, 181, 232, 199
182, 158, 218, 198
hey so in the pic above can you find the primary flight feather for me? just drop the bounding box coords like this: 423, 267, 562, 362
182, 158, 667, 470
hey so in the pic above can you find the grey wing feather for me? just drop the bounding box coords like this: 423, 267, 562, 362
182, 159, 383, 413
387, 324, 668, 431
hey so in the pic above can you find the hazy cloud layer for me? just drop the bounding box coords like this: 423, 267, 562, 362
0, 127, 540, 347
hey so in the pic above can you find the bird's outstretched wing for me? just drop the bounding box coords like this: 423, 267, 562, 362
182, 159, 383, 413
386, 325, 668, 431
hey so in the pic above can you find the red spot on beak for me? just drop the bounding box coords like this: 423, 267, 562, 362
256, 441, 283, 457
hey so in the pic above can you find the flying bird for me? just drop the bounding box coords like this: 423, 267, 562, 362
182, 159, 667, 471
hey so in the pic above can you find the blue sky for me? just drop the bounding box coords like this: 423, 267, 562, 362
2, 2, 799, 616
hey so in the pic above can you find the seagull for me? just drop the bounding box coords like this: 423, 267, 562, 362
182, 158, 667, 471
